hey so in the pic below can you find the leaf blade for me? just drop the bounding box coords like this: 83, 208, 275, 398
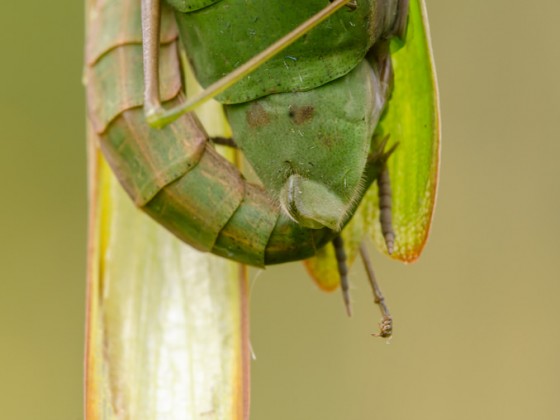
85, 143, 250, 419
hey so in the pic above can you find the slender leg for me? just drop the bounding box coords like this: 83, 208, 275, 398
377, 165, 395, 255
331, 0, 357, 10
332, 235, 352, 317
365, 135, 397, 255
211, 137, 238, 148
141, 0, 164, 118
359, 242, 392, 338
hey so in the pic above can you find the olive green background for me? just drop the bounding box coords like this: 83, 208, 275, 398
1, 1, 559, 419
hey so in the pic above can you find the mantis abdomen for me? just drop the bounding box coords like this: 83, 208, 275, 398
85, 0, 343, 267
85, 0, 403, 266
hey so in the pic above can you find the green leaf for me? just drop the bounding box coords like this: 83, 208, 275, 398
85, 22, 249, 414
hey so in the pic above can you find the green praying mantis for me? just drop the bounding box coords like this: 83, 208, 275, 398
85, 0, 439, 335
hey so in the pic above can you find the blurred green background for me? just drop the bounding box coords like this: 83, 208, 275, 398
1, 0, 560, 419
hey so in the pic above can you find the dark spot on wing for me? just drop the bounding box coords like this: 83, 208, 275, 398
246, 102, 270, 128
288, 105, 315, 125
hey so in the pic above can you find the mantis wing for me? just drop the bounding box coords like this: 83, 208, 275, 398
371, 0, 441, 262
305, 0, 440, 289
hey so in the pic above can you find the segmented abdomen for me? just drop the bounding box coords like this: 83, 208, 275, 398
84, 0, 334, 266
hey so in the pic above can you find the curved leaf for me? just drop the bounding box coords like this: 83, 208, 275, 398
85, 139, 250, 419
85, 0, 249, 412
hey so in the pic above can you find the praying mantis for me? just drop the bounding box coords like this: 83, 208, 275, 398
85, 0, 439, 334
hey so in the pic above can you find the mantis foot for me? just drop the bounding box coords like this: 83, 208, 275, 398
359, 242, 392, 338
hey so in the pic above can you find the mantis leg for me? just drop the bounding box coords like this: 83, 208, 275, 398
365, 134, 398, 254
331, 0, 357, 10
141, 0, 164, 118
378, 165, 395, 255
332, 235, 352, 317
360, 243, 392, 338
211, 137, 238, 148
